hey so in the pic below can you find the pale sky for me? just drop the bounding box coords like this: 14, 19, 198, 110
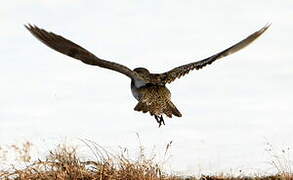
1, 0, 293, 175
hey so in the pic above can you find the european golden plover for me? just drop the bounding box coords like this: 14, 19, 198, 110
25, 24, 270, 127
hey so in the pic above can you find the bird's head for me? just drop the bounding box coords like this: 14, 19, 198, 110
132, 67, 151, 87
133, 67, 150, 77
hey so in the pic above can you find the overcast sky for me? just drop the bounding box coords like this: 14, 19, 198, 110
1, 0, 292, 175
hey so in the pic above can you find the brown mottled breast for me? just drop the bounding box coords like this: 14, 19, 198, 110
137, 85, 171, 103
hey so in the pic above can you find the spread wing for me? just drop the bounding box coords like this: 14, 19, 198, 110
25, 24, 142, 80
156, 24, 270, 84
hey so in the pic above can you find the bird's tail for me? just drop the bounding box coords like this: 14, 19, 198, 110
134, 100, 182, 118
167, 101, 182, 117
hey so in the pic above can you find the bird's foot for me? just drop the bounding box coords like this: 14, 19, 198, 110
155, 115, 165, 128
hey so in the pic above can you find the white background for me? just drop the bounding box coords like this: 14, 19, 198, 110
1, 0, 292, 175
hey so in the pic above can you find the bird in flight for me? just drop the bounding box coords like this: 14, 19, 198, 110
25, 24, 270, 127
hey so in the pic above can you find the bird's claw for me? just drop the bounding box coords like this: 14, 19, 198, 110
155, 115, 165, 128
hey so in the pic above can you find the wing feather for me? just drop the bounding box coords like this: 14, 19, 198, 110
25, 24, 140, 80
158, 24, 270, 84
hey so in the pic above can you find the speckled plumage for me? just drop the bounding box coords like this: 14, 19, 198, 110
134, 85, 181, 117
25, 24, 270, 127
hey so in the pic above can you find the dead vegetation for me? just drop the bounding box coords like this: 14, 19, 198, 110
0, 141, 293, 180
0, 140, 180, 180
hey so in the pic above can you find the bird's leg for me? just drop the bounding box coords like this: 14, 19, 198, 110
159, 115, 165, 126
155, 115, 160, 123
154, 115, 163, 127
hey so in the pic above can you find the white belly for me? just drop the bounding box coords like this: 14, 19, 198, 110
131, 80, 143, 101
131, 79, 147, 101
131, 86, 140, 100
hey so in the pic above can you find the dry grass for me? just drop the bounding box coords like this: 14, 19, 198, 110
265, 142, 293, 176
0, 141, 180, 180
1, 141, 293, 180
